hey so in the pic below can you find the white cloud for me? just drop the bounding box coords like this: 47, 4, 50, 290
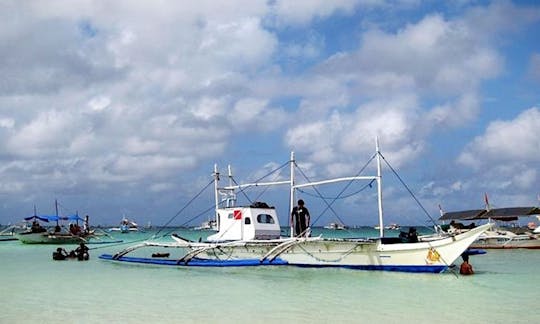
318, 13, 502, 97
512, 168, 537, 189
425, 92, 480, 128
287, 95, 425, 174
5, 110, 80, 157
88, 96, 111, 111
458, 107, 540, 168
0, 117, 15, 128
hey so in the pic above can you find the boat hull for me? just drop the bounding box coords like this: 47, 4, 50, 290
102, 223, 490, 273
15, 232, 88, 244
469, 230, 540, 249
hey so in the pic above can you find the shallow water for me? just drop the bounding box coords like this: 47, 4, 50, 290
0, 228, 538, 323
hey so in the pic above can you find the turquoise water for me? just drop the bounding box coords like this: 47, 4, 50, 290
1, 228, 538, 323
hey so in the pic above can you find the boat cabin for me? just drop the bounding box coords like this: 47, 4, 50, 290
207, 202, 281, 242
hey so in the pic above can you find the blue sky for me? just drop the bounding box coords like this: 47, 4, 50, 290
0, 0, 539, 227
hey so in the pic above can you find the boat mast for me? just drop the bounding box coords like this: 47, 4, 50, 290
55, 199, 59, 227
213, 164, 220, 229
227, 165, 235, 207
289, 151, 295, 238
376, 138, 384, 237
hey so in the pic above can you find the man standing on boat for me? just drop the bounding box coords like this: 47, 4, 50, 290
291, 199, 310, 237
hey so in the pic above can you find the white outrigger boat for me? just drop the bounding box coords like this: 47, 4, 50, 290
108, 216, 139, 233
16, 214, 95, 244
15, 201, 97, 244
100, 141, 490, 273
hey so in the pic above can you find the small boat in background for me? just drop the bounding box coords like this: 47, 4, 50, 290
439, 205, 540, 249
0, 225, 20, 241
385, 223, 400, 230
324, 222, 347, 230
373, 223, 400, 230
193, 220, 217, 231
0, 221, 29, 241
109, 217, 139, 233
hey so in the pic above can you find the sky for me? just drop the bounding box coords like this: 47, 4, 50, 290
1, 0, 539, 227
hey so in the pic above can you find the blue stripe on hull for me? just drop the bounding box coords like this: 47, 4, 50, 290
292, 263, 447, 273
99, 254, 288, 267
99, 254, 447, 273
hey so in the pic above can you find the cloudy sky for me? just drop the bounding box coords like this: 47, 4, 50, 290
1, 0, 539, 227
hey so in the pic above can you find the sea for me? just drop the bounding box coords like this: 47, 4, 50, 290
1, 227, 538, 324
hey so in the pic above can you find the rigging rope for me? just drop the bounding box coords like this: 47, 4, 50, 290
297, 179, 375, 200
378, 152, 438, 228
297, 153, 377, 227
152, 178, 215, 238
228, 160, 290, 205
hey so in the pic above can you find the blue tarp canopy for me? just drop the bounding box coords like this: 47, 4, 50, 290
63, 214, 83, 221
24, 215, 49, 222
24, 214, 84, 222
44, 215, 61, 222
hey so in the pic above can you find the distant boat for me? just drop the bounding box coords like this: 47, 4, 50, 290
440, 206, 540, 249
373, 223, 400, 230
109, 217, 139, 233
0, 222, 28, 241
385, 223, 400, 230
193, 220, 217, 231
0, 226, 19, 241
324, 222, 347, 230
16, 201, 95, 244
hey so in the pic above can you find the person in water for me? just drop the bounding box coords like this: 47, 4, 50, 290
53, 247, 68, 260
75, 242, 89, 261
460, 254, 474, 275
291, 199, 310, 237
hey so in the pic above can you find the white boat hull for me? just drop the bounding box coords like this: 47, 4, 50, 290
201, 223, 488, 272
105, 223, 489, 273
16, 231, 90, 244
470, 230, 540, 249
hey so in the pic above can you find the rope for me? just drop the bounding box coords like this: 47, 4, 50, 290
228, 160, 290, 205
297, 179, 375, 200
296, 153, 377, 228
152, 179, 215, 238
295, 242, 360, 263
294, 162, 347, 228
91, 179, 216, 251
378, 152, 438, 228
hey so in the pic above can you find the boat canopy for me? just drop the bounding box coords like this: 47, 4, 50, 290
64, 214, 84, 221
23, 214, 83, 222
24, 215, 49, 222
440, 207, 540, 221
